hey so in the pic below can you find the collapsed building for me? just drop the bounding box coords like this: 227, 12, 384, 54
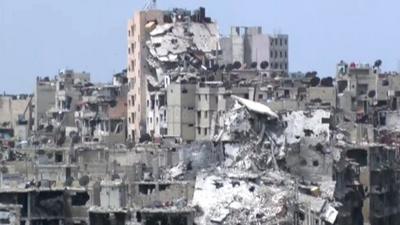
126, 7, 220, 142
3, 3, 400, 225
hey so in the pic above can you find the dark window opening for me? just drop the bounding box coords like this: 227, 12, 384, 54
347, 149, 368, 167
139, 184, 156, 195
159, 184, 170, 191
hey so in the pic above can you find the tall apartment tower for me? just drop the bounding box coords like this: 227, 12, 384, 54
220, 26, 289, 73
127, 10, 164, 142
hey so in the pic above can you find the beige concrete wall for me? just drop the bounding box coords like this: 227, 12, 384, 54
308, 86, 337, 107
127, 10, 164, 142
0, 96, 31, 129
35, 80, 56, 130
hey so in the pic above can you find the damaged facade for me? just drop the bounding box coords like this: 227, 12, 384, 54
3, 4, 400, 225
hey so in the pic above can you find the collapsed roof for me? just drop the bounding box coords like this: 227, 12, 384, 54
145, 12, 220, 85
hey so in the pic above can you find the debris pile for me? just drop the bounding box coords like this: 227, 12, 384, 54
189, 96, 340, 224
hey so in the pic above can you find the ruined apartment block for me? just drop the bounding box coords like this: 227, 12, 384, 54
3, 3, 400, 225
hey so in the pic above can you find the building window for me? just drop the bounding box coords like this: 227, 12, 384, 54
131, 95, 135, 106
280, 51, 283, 58
285, 63, 288, 70
205, 95, 208, 101
198, 128, 201, 134
204, 111, 208, 118
285, 39, 288, 45
131, 60, 136, 71
204, 128, 208, 135
188, 124, 194, 127
198, 95, 201, 101
131, 43, 135, 53
147, 100, 149, 107
285, 51, 287, 58
131, 113, 135, 124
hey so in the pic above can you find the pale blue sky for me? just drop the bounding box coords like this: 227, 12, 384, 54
1, 0, 399, 94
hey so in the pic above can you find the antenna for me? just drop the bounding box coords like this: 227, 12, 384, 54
144, 0, 157, 10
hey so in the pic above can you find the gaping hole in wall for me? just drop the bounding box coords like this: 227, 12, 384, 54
303, 129, 314, 137
145, 213, 168, 225
55, 152, 63, 163
32, 191, 65, 217
159, 184, 171, 191
136, 212, 142, 222
346, 149, 367, 167
337, 80, 348, 93
170, 214, 188, 225
144, 213, 188, 225
114, 212, 126, 225
139, 184, 156, 195
0, 193, 28, 217
71, 192, 90, 206
89, 212, 110, 225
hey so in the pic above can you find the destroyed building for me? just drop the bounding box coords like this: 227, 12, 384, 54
4, 3, 400, 225
127, 7, 219, 142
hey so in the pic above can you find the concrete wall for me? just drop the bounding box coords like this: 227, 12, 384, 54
127, 10, 165, 142
35, 79, 56, 130
308, 86, 337, 107
167, 83, 196, 141
0, 96, 31, 129
131, 181, 194, 208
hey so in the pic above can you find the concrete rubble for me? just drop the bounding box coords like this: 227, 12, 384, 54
1, 4, 400, 225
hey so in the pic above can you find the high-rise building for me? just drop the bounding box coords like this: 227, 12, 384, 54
127, 10, 165, 142
220, 26, 289, 73
127, 7, 219, 142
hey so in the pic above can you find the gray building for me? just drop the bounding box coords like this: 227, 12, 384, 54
167, 83, 196, 142
35, 77, 56, 131
220, 26, 289, 73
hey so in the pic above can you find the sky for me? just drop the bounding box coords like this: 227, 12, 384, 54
0, 0, 400, 94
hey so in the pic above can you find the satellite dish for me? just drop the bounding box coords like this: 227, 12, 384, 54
321, 77, 333, 87
260, 61, 269, 70
368, 90, 376, 98
233, 61, 242, 70
79, 175, 90, 186
65, 177, 74, 187
374, 59, 382, 68
310, 77, 320, 87
111, 174, 120, 181
212, 64, 219, 72
251, 62, 258, 69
